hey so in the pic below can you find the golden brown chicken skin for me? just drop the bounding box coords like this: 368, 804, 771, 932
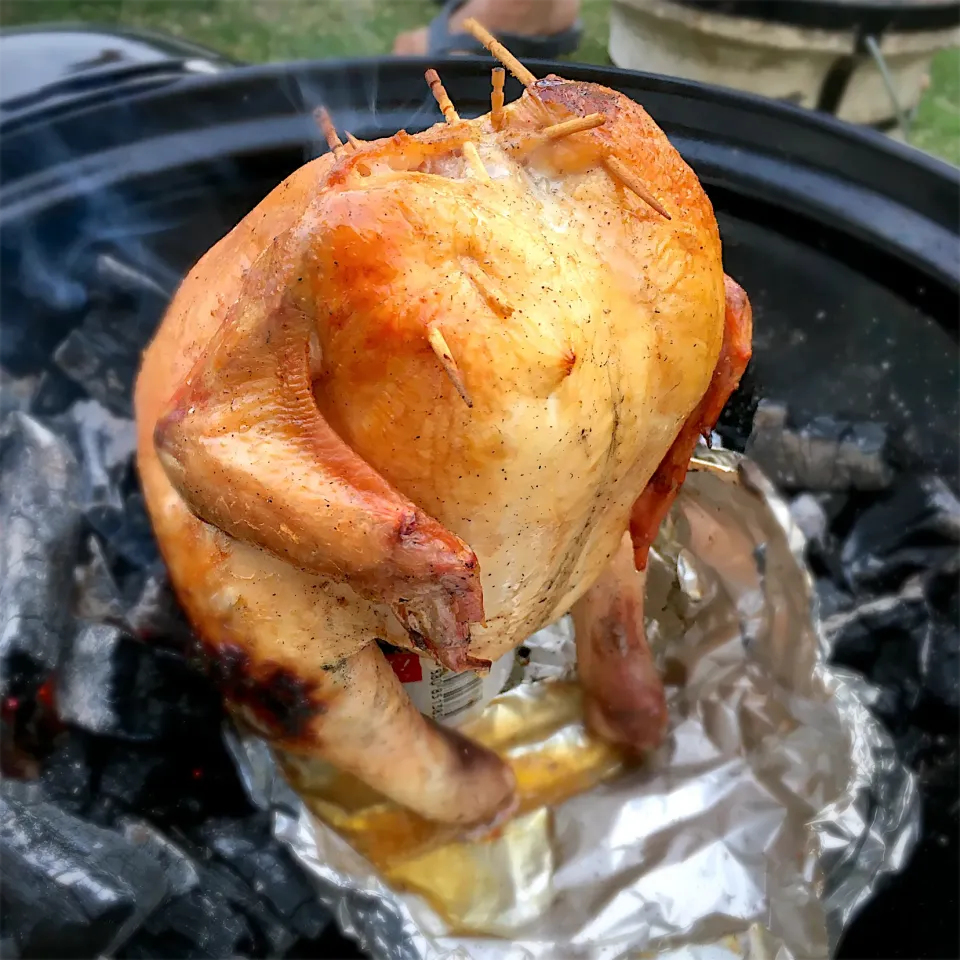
135, 34, 751, 830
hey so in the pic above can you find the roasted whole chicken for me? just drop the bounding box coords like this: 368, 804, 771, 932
135, 23, 751, 832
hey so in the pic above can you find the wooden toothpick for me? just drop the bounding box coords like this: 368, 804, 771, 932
314, 106, 345, 155
427, 324, 473, 408
604, 155, 672, 220
462, 18, 536, 87
534, 112, 607, 144
425, 68, 489, 180
491, 67, 505, 130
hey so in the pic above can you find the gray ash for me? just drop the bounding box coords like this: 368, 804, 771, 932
0, 244, 956, 960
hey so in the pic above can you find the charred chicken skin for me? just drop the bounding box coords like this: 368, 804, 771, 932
135, 24, 752, 831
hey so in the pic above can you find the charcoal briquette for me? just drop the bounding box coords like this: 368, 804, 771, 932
813, 492, 851, 525
286, 925, 369, 960
116, 936, 171, 960
84, 794, 123, 827
746, 400, 894, 492
124, 571, 195, 648
0, 368, 38, 418
790, 492, 829, 545
56, 622, 124, 736
196, 813, 271, 861
919, 557, 959, 709
120, 817, 200, 897
197, 816, 325, 925
66, 398, 138, 515
288, 899, 333, 941
841, 475, 960, 594
139, 887, 252, 959
824, 586, 927, 726
194, 860, 298, 957
88, 491, 161, 572
0, 778, 167, 957
52, 302, 155, 417
815, 577, 855, 620
58, 623, 208, 742
0, 278, 85, 373
804, 532, 846, 587
0, 413, 83, 695
74, 535, 127, 623
40, 732, 93, 814
109, 639, 218, 742
99, 746, 167, 807
29, 367, 87, 417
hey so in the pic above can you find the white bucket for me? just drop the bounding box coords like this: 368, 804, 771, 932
609, 0, 958, 128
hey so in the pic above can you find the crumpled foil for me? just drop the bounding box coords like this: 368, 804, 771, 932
228, 449, 919, 960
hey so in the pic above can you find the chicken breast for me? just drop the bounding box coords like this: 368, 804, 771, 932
135, 30, 751, 830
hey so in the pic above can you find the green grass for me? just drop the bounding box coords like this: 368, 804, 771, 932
1, 0, 957, 164
0, 0, 615, 63
910, 45, 960, 166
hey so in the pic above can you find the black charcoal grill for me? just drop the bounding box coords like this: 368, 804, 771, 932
0, 34, 958, 960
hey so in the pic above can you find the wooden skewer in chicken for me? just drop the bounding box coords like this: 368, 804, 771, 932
134, 21, 752, 832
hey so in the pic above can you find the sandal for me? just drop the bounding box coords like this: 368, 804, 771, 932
427, 0, 583, 59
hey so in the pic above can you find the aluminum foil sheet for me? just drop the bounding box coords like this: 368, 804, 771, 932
229, 449, 919, 960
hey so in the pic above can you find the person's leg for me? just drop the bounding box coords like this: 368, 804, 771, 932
393, 0, 581, 57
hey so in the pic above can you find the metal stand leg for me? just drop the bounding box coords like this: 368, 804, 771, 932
864, 34, 914, 139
